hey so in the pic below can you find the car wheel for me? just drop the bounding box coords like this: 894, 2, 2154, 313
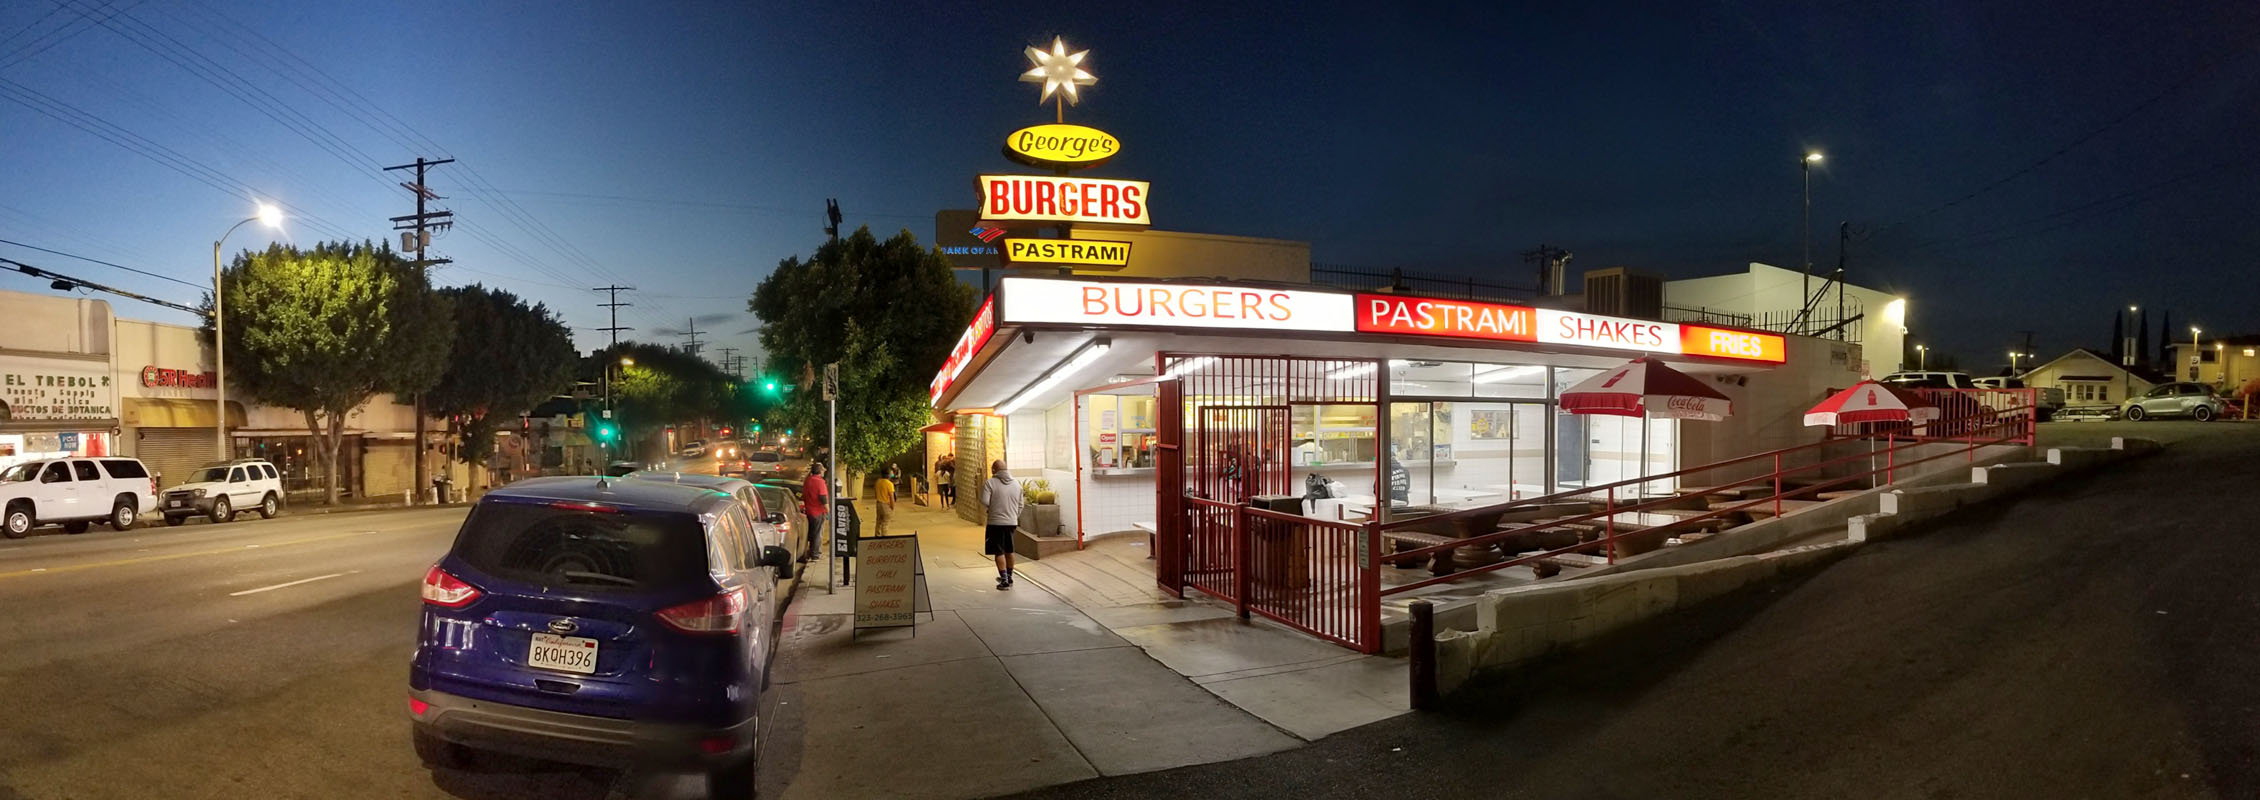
259, 493, 281, 519
2124, 405, 2146, 421
163, 514, 187, 527
2194, 405, 2215, 422
411, 727, 473, 770
208, 496, 232, 524
63, 520, 90, 534
704, 754, 756, 800
111, 499, 138, 531
2, 505, 31, 539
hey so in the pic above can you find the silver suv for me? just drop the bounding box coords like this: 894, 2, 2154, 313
161, 459, 285, 525
2121, 382, 2227, 422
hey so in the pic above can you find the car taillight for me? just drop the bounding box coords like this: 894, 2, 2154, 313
656, 588, 746, 635
409, 696, 430, 716
421, 565, 482, 608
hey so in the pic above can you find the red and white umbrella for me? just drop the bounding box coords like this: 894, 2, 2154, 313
1560, 357, 1733, 422
1803, 381, 1940, 426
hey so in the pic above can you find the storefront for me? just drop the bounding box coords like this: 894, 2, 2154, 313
115, 319, 246, 485
0, 292, 121, 471
931, 275, 1853, 545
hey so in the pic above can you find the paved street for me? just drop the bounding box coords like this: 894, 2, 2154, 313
1007, 422, 2260, 800
0, 504, 753, 800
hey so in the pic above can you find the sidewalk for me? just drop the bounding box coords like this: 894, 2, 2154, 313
761, 497, 1303, 799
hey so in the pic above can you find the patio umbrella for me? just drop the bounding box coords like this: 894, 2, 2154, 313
1802, 380, 1940, 426
1560, 358, 1733, 493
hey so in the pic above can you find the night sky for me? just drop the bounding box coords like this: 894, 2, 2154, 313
3, 0, 2255, 372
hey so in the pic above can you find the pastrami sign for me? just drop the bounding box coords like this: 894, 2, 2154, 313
1353, 294, 1784, 362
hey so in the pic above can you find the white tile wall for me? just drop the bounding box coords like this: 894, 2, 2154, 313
1082, 473, 1153, 536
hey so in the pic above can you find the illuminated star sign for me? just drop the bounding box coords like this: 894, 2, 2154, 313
1020, 36, 1096, 105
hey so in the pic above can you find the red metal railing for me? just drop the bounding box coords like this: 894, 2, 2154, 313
1236, 505, 1380, 651
1185, 497, 1240, 603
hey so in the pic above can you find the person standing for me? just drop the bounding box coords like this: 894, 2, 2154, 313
979, 460, 1024, 589
801, 462, 829, 563
874, 465, 898, 535
936, 456, 956, 507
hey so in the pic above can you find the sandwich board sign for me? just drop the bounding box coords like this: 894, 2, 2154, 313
853, 533, 933, 636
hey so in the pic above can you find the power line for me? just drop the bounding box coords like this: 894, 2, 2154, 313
0, 256, 201, 315
0, 238, 203, 288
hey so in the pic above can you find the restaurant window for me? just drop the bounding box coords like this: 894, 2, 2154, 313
1085, 392, 1159, 470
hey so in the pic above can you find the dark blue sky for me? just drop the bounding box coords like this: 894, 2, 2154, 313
2, 0, 2255, 371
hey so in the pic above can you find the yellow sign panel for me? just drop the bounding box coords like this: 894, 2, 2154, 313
1002, 124, 1121, 169
1003, 238, 1133, 267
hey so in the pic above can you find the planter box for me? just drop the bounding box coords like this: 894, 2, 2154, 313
1018, 503, 1061, 538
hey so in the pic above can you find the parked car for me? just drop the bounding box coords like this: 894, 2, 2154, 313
0, 457, 159, 538
624, 471, 788, 550
160, 459, 284, 526
751, 483, 807, 562
1972, 376, 2064, 421
603, 460, 643, 477
1879, 370, 1979, 389
408, 476, 792, 798
2121, 381, 2227, 421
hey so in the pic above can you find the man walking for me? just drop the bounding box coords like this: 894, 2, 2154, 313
979, 459, 1024, 589
801, 462, 829, 563
874, 465, 898, 535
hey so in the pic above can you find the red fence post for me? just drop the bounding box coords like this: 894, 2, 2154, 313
1772, 453, 1783, 517
1885, 433, 1896, 484
1233, 503, 1251, 620
1605, 485, 1618, 564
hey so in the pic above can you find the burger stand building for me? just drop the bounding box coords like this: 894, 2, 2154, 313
927, 39, 1890, 646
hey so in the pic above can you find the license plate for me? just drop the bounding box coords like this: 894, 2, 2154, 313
168, 500, 185, 509
527, 633, 599, 674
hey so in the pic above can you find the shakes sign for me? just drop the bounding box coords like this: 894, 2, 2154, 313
1354, 294, 1784, 363
1002, 123, 1120, 169
1002, 238, 1132, 268
979, 175, 1150, 227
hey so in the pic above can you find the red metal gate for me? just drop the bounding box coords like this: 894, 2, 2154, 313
1185, 405, 1290, 602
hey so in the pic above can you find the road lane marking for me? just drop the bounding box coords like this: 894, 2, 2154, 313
0, 530, 384, 581
228, 571, 353, 596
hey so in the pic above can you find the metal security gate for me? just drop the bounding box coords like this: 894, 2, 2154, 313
133, 427, 212, 488
1184, 405, 1290, 602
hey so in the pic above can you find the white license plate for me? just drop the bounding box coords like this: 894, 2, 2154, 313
527, 633, 599, 674
168, 500, 186, 509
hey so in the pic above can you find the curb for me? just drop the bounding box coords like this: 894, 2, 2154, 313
283, 501, 473, 516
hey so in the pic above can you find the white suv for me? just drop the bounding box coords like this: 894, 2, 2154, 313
0, 457, 161, 538
160, 459, 285, 526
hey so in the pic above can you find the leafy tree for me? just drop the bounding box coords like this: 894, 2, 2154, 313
749, 227, 973, 477
427, 285, 578, 467
589, 341, 748, 460
206, 242, 455, 505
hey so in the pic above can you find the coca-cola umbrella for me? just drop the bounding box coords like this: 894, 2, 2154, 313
1802, 380, 1940, 427
1559, 358, 1733, 492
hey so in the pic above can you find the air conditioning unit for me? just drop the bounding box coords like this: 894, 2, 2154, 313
1583, 268, 1663, 319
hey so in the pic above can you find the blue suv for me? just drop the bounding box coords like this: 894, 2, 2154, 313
408, 476, 792, 797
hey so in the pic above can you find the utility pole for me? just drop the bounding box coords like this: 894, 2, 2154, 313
593, 285, 635, 350
717, 347, 741, 377
384, 157, 455, 504
680, 317, 705, 358
1521, 244, 1567, 297
824, 199, 842, 244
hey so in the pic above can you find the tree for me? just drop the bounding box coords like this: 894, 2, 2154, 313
749, 227, 973, 477
206, 242, 455, 505
591, 341, 748, 460
426, 285, 578, 468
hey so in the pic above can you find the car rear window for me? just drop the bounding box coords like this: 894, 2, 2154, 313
100, 460, 149, 480
452, 501, 713, 591
748, 452, 781, 462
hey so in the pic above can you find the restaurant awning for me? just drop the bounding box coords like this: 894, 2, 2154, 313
920, 422, 956, 434
122, 398, 246, 428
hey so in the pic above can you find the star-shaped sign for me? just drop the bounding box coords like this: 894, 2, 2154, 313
1020, 36, 1096, 105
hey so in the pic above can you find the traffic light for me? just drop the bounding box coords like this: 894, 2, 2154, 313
752, 422, 762, 433
595, 422, 617, 442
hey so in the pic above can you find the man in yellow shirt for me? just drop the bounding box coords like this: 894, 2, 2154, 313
874, 465, 898, 535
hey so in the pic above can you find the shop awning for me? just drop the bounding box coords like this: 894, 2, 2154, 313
122, 398, 246, 428
920, 422, 956, 434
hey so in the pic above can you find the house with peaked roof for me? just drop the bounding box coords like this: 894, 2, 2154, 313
2021, 347, 2166, 408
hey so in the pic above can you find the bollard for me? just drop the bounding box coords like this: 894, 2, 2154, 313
1409, 599, 1438, 711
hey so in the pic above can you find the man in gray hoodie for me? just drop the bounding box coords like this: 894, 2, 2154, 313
979, 459, 1025, 589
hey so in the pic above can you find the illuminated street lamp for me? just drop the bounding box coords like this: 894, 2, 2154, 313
214, 203, 283, 460
1915, 344, 1926, 370
2191, 326, 2202, 381
1800, 151, 1824, 333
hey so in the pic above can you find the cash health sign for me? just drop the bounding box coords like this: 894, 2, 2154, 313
979, 175, 1150, 227
1002, 123, 1121, 169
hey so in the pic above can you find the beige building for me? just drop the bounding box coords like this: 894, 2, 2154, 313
2019, 348, 2160, 408
2167, 336, 2260, 391
1663, 262, 1908, 379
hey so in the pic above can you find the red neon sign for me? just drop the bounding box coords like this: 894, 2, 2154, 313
1354, 295, 1537, 343
930, 296, 997, 403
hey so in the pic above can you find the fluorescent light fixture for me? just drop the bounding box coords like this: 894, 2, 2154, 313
1162, 356, 1218, 379
1473, 365, 1544, 384
1388, 359, 1411, 367
999, 337, 1111, 415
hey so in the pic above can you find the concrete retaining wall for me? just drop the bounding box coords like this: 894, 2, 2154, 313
1424, 437, 2159, 697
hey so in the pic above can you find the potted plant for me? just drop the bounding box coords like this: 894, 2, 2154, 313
1018, 478, 1061, 537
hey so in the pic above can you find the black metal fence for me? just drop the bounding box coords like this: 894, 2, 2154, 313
1309, 265, 1532, 305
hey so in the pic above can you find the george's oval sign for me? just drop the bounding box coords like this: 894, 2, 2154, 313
1003, 124, 1121, 169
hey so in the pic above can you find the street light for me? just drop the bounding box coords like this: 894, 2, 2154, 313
213, 203, 283, 460
1801, 151, 1824, 333
2191, 326, 2202, 381
1915, 344, 1926, 370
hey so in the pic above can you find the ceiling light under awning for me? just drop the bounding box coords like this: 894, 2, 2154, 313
998, 337, 1112, 415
